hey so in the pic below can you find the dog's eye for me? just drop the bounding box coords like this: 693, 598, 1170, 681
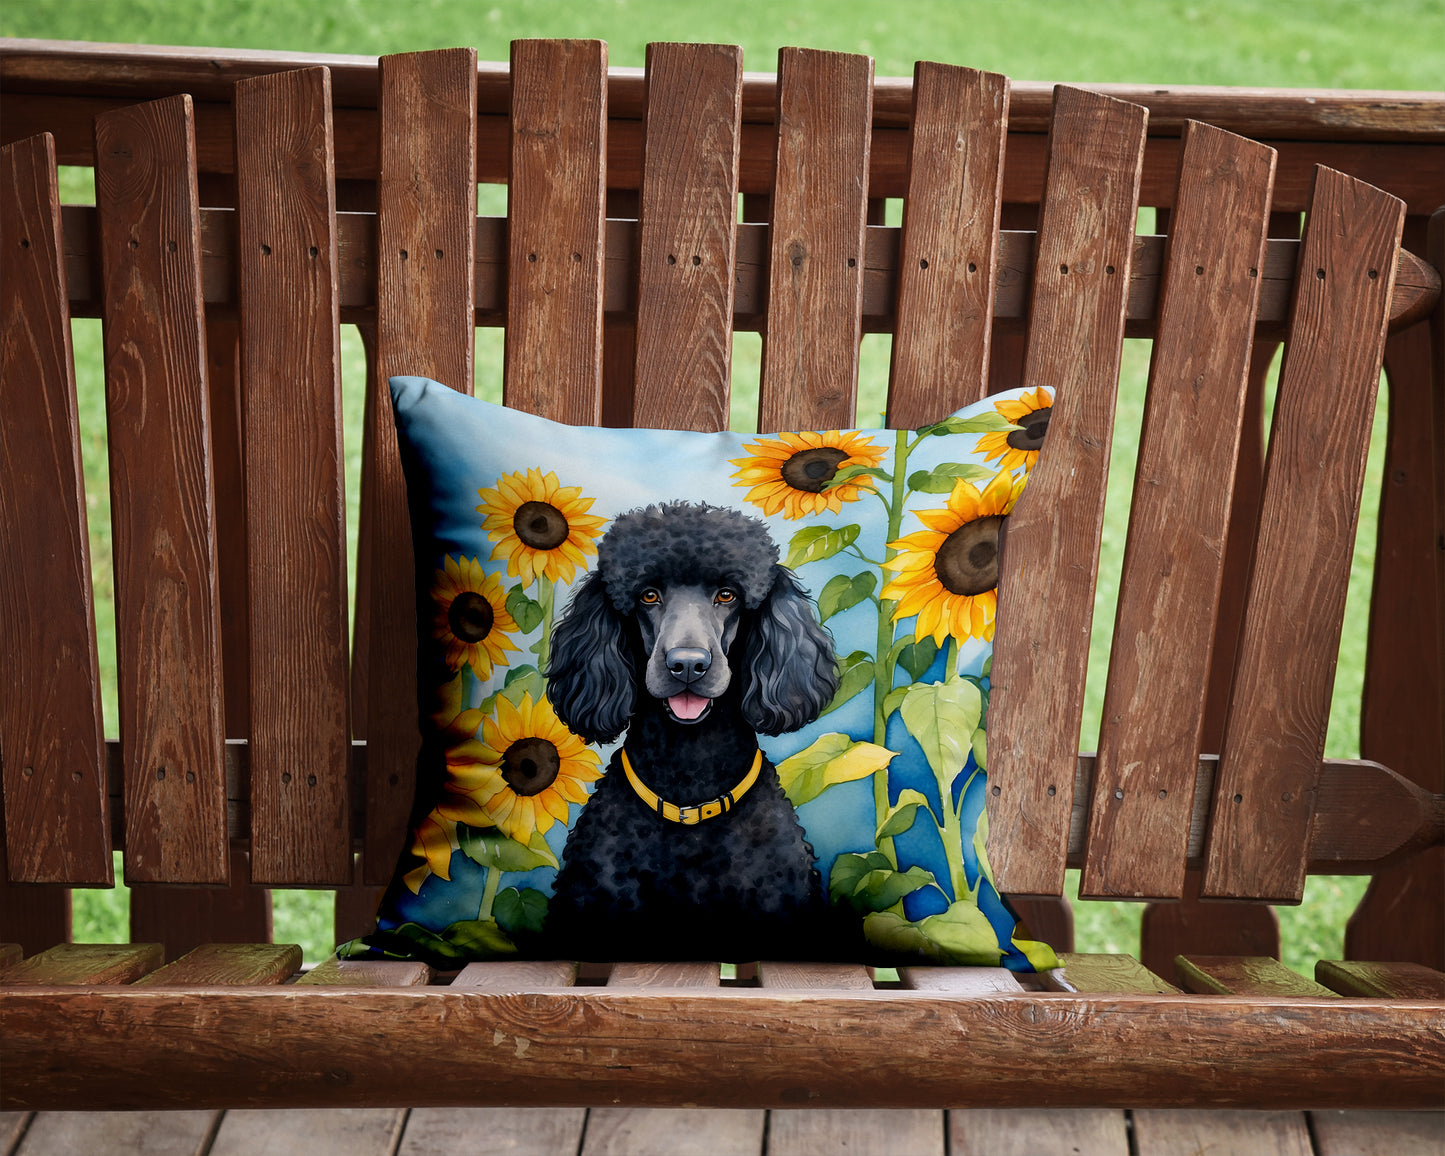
640, 589, 661, 605
715, 588, 737, 604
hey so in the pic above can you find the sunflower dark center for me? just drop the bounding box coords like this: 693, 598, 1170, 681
1006, 406, 1051, 452
934, 515, 1005, 597
502, 737, 560, 797
780, 447, 850, 493
513, 500, 570, 550
447, 591, 495, 643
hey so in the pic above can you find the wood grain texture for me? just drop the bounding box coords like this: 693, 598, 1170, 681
1083, 123, 1275, 900
898, 967, 1024, 993
131, 942, 300, 986
13, 1110, 219, 1156
609, 962, 719, 988
1140, 869, 1280, 981
631, 42, 742, 432
297, 956, 432, 986
0, 945, 20, 967
1052, 953, 1181, 994
93, 95, 228, 885
951, 1109, 1129, 1156
757, 962, 873, 990
129, 846, 271, 961
1348, 852, 1445, 971
888, 64, 1009, 427
504, 39, 606, 424
1175, 955, 1336, 997
452, 960, 579, 988
1132, 1110, 1313, 1156
208, 1109, 404, 1156
0, 942, 162, 985
583, 1108, 764, 1156
1, 1112, 31, 1154
986, 87, 1148, 896
401, 1108, 586, 1156
1204, 167, 1407, 902
0, 849, 70, 955
1310, 1110, 1445, 1156
362, 48, 478, 885
0, 132, 111, 885
1316, 959, 1445, 999
233, 67, 352, 885
768, 1109, 943, 1156
758, 48, 874, 433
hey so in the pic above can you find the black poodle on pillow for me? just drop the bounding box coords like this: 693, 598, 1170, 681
544, 501, 844, 961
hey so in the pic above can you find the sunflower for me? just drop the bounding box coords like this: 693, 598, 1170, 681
881, 469, 1027, 645
730, 429, 887, 519
975, 386, 1053, 472
403, 810, 460, 894
435, 692, 602, 844
476, 468, 607, 586
430, 555, 520, 677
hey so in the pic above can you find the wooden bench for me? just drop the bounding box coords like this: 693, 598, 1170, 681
1, 37, 1443, 1122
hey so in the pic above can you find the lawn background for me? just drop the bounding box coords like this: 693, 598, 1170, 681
5, 0, 1441, 969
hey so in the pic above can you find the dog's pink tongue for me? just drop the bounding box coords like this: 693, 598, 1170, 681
668, 691, 709, 720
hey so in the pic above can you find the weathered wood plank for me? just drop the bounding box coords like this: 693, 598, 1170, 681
401, 1108, 587, 1156
1139, 869, 1280, 982
768, 1110, 943, 1156
1310, 1110, 1445, 1156
1084, 122, 1275, 900
0, 945, 21, 968
128, 846, 272, 962
1175, 955, 1336, 997
0, 863, 70, 957
362, 48, 478, 886
0, 942, 162, 985
504, 39, 606, 424
583, 1108, 764, 1156
1204, 167, 1407, 902
631, 42, 741, 432
608, 962, 720, 988
13, 1110, 218, 1156
233, 67, 352, 885
1316, 960, 1445, 999
0, 132, 110, 885
297, 956, 433, 986
888, 63, 1009, 426
950, 1109, 1129, 1156
208, 1109, 404, 1156
452, 960, 579, 988
898, 967, 1024, 993
1049, 953, 1181, 994
0, 1111, 30, 1153
93, 94, 229, 886
757, 962, 873, 990
131, 942, 301, 986
758, 47, 874, 432
1132, 1110, 1313, 1156
987, 87, 1148, 896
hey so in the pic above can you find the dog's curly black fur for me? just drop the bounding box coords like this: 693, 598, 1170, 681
544, 501, 846, 961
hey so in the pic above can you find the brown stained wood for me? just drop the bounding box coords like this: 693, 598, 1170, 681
888, 64, 1009, 427
757, 962, 873, 990
768, 1110, 943, 1156
0, 852, 70, 955
950, 1109, 1129, 1156
13, 1110, 219, 1156
131, 942, 301, 986
1052, 953, 1181, 994
233, 68, 352, 886
333, 849, 384, 947
898, 967, 1024, 994
1175, 955, 1337, 997
1204, 168, 1407, 903
205, 314, 250, 741
129, 845, 271, 961
505, 39, 606, 424
1348, 852, 1445, 972
297, 956, 433, 986
608, 962, 720, 988
0, 133, 110, 885
758, 48, 874, 433
1139, 869, 1280, 982
0, 945, 20, 967
986, 87, 1148, 897
1132, 1110, 1313, 1156
401, 1108, 587, 1156
361, 49, 478, 886
452, 960, 579, 988
0, 942, 162, 985
1084, 123, 1276, 901
3, 987, 1444, 1110
1310, 1110, 1445, 1156
583, 1108, 765, 1156
631, 43, 742, 432
93, 95, 229, 885
1316, 959, 1445, 999
208, 1109, 405, 1156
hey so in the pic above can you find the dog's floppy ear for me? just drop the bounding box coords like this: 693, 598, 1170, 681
545, 571, 635, 744
742, 565, 840, 735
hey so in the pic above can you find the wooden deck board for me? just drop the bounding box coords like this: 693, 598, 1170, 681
951, 1109, 1129, 1156
14, 1111, 218, 1156
1132, 1109, 1314, 1156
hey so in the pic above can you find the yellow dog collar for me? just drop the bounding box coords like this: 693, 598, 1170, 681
620, 747, 763, 825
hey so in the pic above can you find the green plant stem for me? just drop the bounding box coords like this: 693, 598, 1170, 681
537, 575, 555, 672
477, 864, 501, 922
872, 428, 912, 869
945, 636, 960, 683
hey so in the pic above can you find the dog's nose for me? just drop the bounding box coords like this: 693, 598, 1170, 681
666, 647, 711, 684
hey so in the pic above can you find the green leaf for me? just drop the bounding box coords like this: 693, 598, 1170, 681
897, 636, 939, 682
822, 464, 892, 490
783, 523, 860, 570
981, 654, 993, 678
505, 587, 544, 634
876, 788, 931, 840
906, 462, 998, 494
863, 910, 936, 958
881, 685, 910, 719
457, 826, 558, 872
777, 735, 895, 808
439, 918, 519, 959
918, 901, 1006, 963
818, 571, 876, 622
493, 887, 549, 937
1012, 934, 1061, 972
971, 727, 987, 771
922, 412, 1019, 436
844, 865, 937, 913
819, 650, 874, 716
900, 681, 983, 781
827, 851, 894, 905
499, 666, 546, 709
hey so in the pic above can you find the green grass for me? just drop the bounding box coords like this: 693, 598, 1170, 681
20, 0, 1436, 969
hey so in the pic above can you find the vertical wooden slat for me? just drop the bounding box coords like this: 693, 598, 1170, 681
129, 846, 271, 962
361, 47, 478, 884
0, 840, 71, 954
233, 68, 351, 885
757, 48, 873, 433
504, 39, 607, 424
985, 88, 1148, 896
93, 95, 228, 884
631, 42, 743, 432
1204, 167, 1406, 903
0, 132, 111, 884
1081, 122, 1275, 900
888, 64, 1009, 427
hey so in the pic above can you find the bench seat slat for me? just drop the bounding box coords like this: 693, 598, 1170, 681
756, 962, 873, 990
131, 941, 301, 986
0, 942, 162, 985
1175, 955, 1337, 997
298, 955, 433, 986
1047, 952, 1181, 994
1316, 960, 1445, 999
0, 133, 111, 886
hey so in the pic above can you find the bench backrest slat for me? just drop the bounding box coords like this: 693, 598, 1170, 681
757, 48, 873, 433
0, 132, 111, 885
1082, 122, 1277, 901
631, 41, 743, 433
1204, 165, 1406, 904
234, 66, 352, 885
887, 62, 1008, 427
93, 94, 229, 884
987, 86, 1149, 897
